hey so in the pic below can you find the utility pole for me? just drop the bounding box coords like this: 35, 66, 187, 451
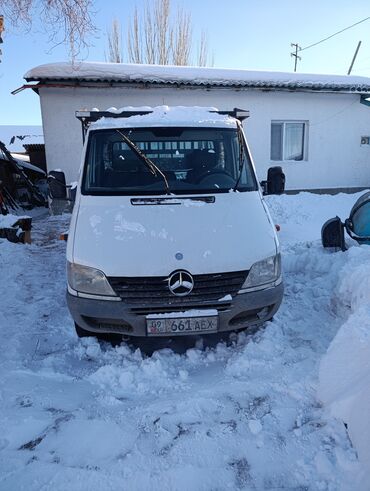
0, 16, 4, 63
290, 43, 301, 72
347, 40, 361, 75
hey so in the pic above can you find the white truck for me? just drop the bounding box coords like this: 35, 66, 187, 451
62, 106, 284, 339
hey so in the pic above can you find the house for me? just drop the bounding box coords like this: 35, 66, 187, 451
14, 61, 370, 191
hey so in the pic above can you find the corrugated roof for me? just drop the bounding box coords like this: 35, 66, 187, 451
24, 62, 370, 93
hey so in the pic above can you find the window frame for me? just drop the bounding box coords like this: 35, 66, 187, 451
81, 127, 258, 196
270, 120, 308, 162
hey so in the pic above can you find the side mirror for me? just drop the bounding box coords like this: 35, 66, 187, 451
261, 166, 285, 195
345, 191, 370, 245
48, 170, 67, 199
321, 217, 346, 251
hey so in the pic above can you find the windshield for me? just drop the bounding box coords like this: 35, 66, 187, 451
82, 127, 257, 195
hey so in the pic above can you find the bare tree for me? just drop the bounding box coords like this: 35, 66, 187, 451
0, 0, 96, 59
173, 8, 191, 66
155, 0, 171, 64
197, 30, 211, 67
106, 18, 123, 63
125, 0, 212, 66
128, 7, 142, 64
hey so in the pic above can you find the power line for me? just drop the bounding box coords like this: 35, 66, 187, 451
300, 16, 370, 52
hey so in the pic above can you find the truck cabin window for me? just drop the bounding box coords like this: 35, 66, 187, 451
82, 127, 257, 195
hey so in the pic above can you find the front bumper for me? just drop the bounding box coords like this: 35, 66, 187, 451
67, 281, 284, 337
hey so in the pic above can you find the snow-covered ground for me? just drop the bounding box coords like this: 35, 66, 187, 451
0, 192, 369, 490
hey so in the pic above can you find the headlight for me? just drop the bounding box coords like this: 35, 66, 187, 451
67, 262, 117, 297
241, 254, 281, 290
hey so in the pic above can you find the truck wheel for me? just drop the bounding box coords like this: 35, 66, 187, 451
74, 322, 92, 338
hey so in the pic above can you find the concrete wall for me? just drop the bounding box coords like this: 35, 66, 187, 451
38, 85, 370, 190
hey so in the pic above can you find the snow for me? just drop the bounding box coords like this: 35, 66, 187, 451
248, 419, 262, 435
25, 62, 370, 93
0, 213, 30, 229
1, 191, 370, 489
10, 152, 29, 162
218, 294, 232, 302
318, 247, 370, 487
90, 106, 236, 130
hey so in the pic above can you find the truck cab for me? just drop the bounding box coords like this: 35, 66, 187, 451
65, 106, 284, 339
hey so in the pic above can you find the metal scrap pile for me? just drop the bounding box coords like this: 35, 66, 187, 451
0, 140, 47, 213
0, 140, 47, 244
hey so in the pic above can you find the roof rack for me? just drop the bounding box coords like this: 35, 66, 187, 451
76, 109, 153, 142
75, 107, 250, 142
211, 108, 250, 122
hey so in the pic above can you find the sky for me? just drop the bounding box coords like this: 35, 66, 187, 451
1, 0, 370, 125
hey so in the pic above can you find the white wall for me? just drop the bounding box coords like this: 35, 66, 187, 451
38, 85, 370, 190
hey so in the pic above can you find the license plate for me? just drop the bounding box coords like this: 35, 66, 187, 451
146, 314, 218, 336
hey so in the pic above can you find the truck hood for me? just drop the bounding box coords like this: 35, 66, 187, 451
70, 192, 277, 277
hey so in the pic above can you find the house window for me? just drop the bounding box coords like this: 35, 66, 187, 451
271, 121, 307, 161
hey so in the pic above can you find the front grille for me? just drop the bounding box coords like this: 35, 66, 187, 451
131, 303, 232, 316
108, 270, 248, 307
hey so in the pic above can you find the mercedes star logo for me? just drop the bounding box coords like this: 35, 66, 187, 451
168, 270, 194, 296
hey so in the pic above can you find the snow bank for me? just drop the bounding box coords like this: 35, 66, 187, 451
267, 191, 370, 484
267, 191, 368, 246
0, 213, 30, 229
318, 246, 370, 484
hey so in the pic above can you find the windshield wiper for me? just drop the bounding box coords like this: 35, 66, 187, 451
116, 130, 170, 195
233, 123, 245, 191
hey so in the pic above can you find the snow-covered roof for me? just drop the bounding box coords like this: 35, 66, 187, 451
24, 61, 370, 93
89, 106, 237, 130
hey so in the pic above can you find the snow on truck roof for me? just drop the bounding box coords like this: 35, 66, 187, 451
25, 61, 370, 93
86, 106, 240, 131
